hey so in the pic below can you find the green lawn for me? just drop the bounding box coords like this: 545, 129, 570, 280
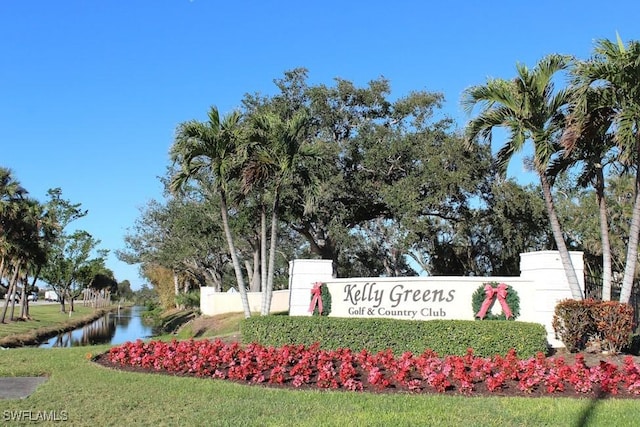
2, 309, 640, 426
1, 346, 640, 426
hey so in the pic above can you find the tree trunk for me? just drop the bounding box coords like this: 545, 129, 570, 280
8, 263, 22, 321
0, 257, 5, 287
20, 271, 29, 319
244, 235, 260, 292
24, 265, 42, 318
260, 203, 268, 296
296, 226, 338, 276
595, 169, 613, 300
619, 163, 640, 303
262, 194, 279, 316
251, 249, 260, 292
540, 175, 583, 300
219, 190, 251, 318
0, 264, 20, 323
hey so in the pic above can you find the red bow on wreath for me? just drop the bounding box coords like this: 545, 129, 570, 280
308, 282, 324, 314
476, 283, 513, 319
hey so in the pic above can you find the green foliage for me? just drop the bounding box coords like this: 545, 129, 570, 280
141, 303, 163, 324
552, 299, 634, 353
241, 316, 548, 358
36, 188, 109, 312
134, 283, 158, 307
143, 264, 177, 310
475, 181, 552, 275
175, 290, 200, 309
118, 197, 231, 291
143, 299, 160, 313
123, 68, 564, 287
116, 280, 135, 301
472, 282, 520, 320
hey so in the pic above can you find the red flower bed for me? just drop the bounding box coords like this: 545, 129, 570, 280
99, 339, 640, 398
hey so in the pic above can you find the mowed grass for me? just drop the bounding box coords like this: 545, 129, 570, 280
2, 311, 640, 425
1, 345, 640, 426
0, 304, 98, 339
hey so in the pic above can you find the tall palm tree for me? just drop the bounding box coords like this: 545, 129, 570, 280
572, 36, 640, 303
462, 54, 584, 300
0, 167, 27, 266
0, 168, 29, 322
16, 198, 49, 319
170, 106, 252, 318
243, 110, 311, 315
555, 86, 616, 300
0, 196, 46, 322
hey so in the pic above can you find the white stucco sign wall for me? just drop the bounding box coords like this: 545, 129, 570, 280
288, 251, 584, 348
324, 278, 536, 321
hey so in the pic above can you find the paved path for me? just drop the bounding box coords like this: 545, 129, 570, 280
0, 377, 48, 399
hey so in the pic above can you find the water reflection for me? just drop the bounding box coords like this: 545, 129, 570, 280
39, 306, 155, 348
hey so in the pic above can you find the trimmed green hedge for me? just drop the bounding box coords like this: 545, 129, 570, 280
240, 316, 548, 358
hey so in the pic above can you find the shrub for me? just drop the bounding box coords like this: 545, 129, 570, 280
592, 301, 634, 354
175, 291, 200, 309
552, 299, 596, 352
553, 299, 634, 354
241, 316, 548, 358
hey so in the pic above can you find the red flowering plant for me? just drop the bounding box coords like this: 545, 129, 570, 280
104, 339, 640, 397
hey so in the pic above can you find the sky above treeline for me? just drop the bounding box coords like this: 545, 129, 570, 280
2, 0, 639, 289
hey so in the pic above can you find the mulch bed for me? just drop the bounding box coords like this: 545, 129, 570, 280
92, 348, 640, 399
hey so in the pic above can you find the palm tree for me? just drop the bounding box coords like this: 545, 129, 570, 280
571, 36, 640, 303
0, 167, 27, 265
242, 110, 311, 315
462, 54, 584, 300
16, 198, 50, 319
0, 168, 29, 322
0, 196, 47, 322
170, 106, 252, 318
555, 86, 616, 300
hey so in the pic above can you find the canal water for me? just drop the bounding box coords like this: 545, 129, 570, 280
38, 305, 155, 348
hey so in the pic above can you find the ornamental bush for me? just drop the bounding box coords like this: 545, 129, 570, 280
241, 316, 548, 358
552, 299, 634, 354
592, 301, 635, 354
552, 299, 596, 352
175, 290, 200, 309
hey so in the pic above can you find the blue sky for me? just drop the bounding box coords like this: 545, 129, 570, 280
2, 0, 639, 290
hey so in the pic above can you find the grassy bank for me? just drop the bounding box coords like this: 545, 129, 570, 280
172, 311, 245, 340
0, 304, 114, 348
2, 346, 640, 426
